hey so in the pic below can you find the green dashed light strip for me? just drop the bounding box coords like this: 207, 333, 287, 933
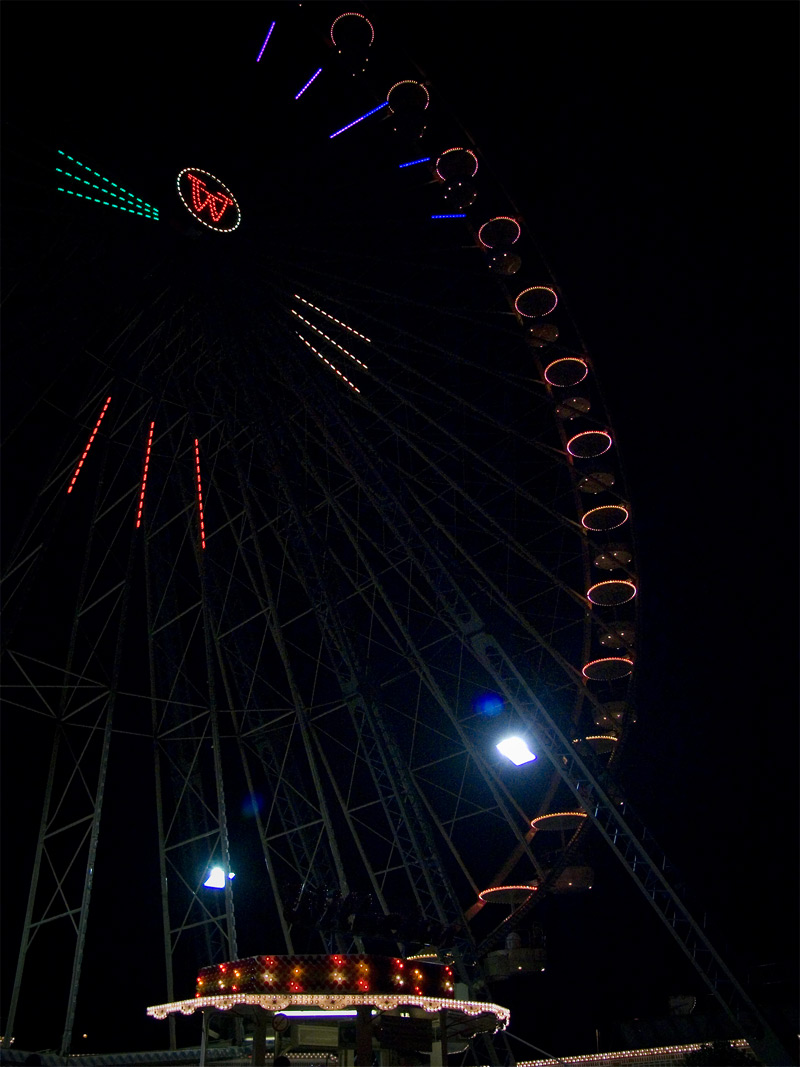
55, 168, 158, 217
57, 187, 157, 218
56, 150, 159, 220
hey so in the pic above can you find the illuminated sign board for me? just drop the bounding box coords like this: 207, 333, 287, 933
176, 167, 240, 232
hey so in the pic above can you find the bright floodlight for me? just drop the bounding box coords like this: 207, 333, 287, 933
497, 737, 536, 766
204, 866, 235, 889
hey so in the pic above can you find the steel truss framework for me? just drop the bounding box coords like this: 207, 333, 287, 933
0, 5, 791, 1066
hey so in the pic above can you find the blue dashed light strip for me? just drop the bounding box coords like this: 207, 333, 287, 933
431, 214, 466, 219
256, 20, 275, 62
295, 67, 323, 100
329, 102, 388, 139
398, 157, 431, 168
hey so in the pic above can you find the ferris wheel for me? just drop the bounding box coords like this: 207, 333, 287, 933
0, 5, 788, 1065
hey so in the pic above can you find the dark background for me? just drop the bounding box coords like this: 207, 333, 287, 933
2, 1, 797, 1060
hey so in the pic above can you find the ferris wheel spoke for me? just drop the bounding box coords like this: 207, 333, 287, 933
196, 434, 368, 922
266, 324, 632, 726
260, 417, 556, 907
198, 399, 479, 948
226, 440, 463, 940
272, 377, 590, 721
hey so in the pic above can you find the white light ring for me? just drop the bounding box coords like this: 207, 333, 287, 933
566, 430, 613, 457
581, 505, 629, 531
478, 216, 521, 248
435, 147, 479, 181
530, 811, 587, 831
478, 884, 539, 903
586, 580, 637, 605
514, 285, 558, 317
582, 657, 635, 680
544, 357, 589, 386
147, 992, 509, 1029
387, 79, 430, 112
331, 12, 375, 47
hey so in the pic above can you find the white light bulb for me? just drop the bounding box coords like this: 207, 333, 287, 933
496, 737, 536, 765
204, 866, 226, 888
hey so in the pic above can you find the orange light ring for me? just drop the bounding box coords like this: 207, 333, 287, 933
478, 884, 539, 902
530, 811, 587, 829
514, 286, 558, 317
586, 579, 637, 604
582, 657, 634, 679
543, 357, 588, 386
581, 505, 629, 530
567, 430, 613, 457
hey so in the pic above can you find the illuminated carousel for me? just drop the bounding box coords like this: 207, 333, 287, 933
147, 954, 509, 1065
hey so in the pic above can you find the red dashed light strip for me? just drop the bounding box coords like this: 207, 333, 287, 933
290, 311, 368, 369
296, 334, 361, 394
194, 439, 206, 550
292, 296, 371, 342
67, 396, 111, 493
135, 421, 155, 528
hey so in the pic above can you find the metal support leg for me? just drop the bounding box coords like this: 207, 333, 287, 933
199, 1010, 212, 1067
430, 1009, 447, 1066
355, 1005, 372, 1065
252, 1007, 268, 1066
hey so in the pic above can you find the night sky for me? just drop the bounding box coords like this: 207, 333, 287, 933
1, 2, 797, 1061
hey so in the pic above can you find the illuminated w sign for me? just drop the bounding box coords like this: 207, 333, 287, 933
176, 167, 241, 232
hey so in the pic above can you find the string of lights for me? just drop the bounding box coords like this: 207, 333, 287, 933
66, 397, 111, 494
